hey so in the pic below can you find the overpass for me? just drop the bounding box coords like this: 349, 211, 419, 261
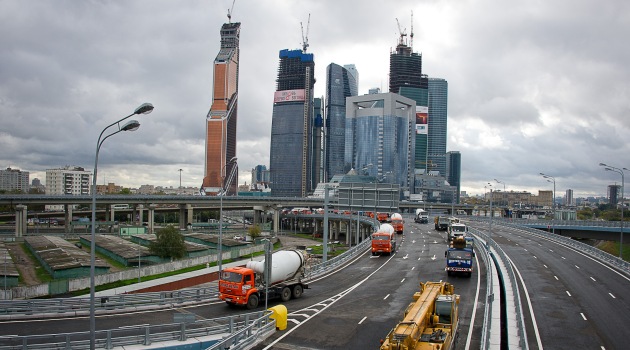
486, 217, 630, 241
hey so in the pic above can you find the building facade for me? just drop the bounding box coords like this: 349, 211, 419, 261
325, 63, 358, 181
428, 78, 448, 176
0, 168, 29, 193
269, 49, 316, 197
202, 21, 241, 195
446, 151, 462, 204
45, 166, 90, 196
345, 93, 415, 193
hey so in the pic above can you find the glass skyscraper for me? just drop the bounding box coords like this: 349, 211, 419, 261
269, 49, 316, 197
202, 22, 240, 195
345, 93, 415, 192
325, 63, 358, 181
446, 151, 461, 204
428, 78, 448, 177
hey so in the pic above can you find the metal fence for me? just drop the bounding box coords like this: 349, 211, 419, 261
0, 311, 270, 350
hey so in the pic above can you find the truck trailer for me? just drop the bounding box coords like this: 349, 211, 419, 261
218, 249, 309, 309
434, 216, 450, 231
414, 209, 429, 224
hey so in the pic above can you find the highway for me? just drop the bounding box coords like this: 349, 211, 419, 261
1, 216, 628, 349
468, 220, 630, 350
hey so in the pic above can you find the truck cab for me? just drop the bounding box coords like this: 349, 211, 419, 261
219, 267, 257, 307
445, 237, 474, 277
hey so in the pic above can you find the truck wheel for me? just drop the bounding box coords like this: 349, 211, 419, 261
281, 287, 291, 302
246, 294, 259, 309
292, 285, 303, 299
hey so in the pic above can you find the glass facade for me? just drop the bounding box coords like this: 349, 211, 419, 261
203, 22, 241, 195
446, 151, 461, 204
269, 49, 316, 197
325, 63, 358, 181
345, 93, 415, 192
428, 78, 448, 176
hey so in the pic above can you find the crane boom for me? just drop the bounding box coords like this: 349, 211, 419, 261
227, 0, 236, 23
395, 18, 407, 46
301, 13, 311, 52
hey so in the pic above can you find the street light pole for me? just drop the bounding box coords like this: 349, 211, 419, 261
540, 173, 556, 234
487, 183, 493, 249
494, 178, 506, 207
89, 102, 153, 350
599, 163, 627, 259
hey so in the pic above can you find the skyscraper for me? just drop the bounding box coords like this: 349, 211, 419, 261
446, 151, 461, 204
325, 63, 358, 181
388, 37, 429, 172
269, 49, 316, 197
428, 78, 448, 176
202, 21, 241, 195
345, 93, 415, 191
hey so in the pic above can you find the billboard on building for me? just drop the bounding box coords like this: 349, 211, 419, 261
415, 106, 428, 135
274, 89, 306, 103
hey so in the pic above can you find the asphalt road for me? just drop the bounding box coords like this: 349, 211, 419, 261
468, 220, 630, 350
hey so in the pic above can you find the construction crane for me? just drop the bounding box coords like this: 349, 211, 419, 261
227, 0, 236, 23
395, 18, 407, 46
301, 13, 311, 52
410, 10, 414, 49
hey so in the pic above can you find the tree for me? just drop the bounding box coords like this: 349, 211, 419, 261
248, 225, 262, 241
149, 225, 187, 259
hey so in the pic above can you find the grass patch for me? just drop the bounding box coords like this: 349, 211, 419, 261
596, 241, 629, 261
19, 243, 53, 283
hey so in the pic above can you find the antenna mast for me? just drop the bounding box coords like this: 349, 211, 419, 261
301, 13, 311, 52
227, 0, 236, 23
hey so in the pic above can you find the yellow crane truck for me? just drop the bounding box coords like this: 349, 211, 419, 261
380, 281, 460, 350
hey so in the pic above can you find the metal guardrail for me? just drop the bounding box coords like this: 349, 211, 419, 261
0, 311, 270, 350
469, 225, 528, 349
470, 229, 494, 350
0, 287, 218, 319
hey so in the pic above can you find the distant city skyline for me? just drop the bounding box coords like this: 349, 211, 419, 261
1, 1, 627, 198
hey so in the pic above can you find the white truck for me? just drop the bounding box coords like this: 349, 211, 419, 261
218, 249, 309, 309
415, 208, 429, 224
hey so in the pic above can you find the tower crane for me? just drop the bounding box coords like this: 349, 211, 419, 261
227, 0, 236, 23
410, 10, 414, 49
301, 13, 311, 52
395, 18, 407, 46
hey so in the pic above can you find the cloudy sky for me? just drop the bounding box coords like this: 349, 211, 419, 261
1, 0, 628, 198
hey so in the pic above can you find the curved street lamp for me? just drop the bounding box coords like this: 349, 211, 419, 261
90, 102, 153, 349
599, 163, 627, 258
494, 178, 506, 207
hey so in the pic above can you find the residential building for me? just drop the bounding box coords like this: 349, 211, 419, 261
345, 92, 415, 193
565, 189, 574, 206
325, 63, 358, 181
202, 21, 241, 195
45, 166, 91, 211
269, 49, 316, 197
0, 167, 29, 193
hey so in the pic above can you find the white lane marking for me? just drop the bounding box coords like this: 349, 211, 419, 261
403, 254, 409, 259
533, 256, 537, 259
119, 324, 150, 329
543, 264, 548, 268
358, 316, 367, 324
524, 248, 528, 252
411, 266, 415, 271
400, 278, 405, 283
561, 256, 566, 260
575, 265, 580, 269
431, 255, 436, 260
549, 249, 554, 252
609, 293, 616, 299
507, 256, 544, 350
288, 318, 300, 325
580, 313, 587, 320
554, 276, 559, 280
384, 294, 390, 300
464, 252, 482, 350
590, 277, 596, 281
566, 291, 572, 297
417, 257, 421, 260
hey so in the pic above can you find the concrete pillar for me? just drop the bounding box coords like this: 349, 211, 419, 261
253, 208, 262, 226
186, 204, 193, 226
273, 210, 280, 233
64, 204, 73, 232
110, 205, 115, 222
334, 221, 340, 240
148, 204, 157, 234
178, 204, 186, 230
134, 204, 144, 225
15, 205, 27, 237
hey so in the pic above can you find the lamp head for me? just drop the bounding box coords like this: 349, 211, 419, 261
134, 103, 154, 115
228, 157, 238, 163
121, 120, 140, 132
599, 163, 607, 167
